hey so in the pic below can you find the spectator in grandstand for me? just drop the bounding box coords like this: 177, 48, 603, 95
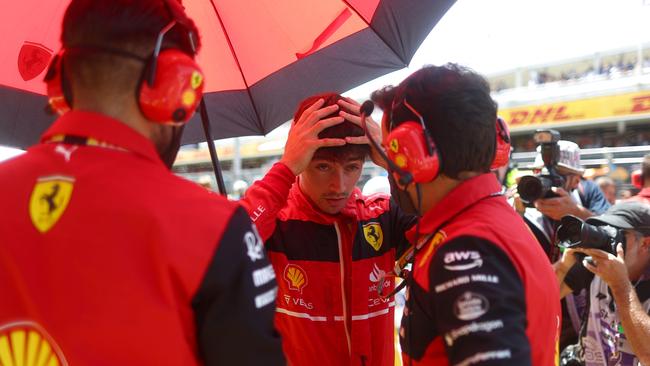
596, 176, 618, 205
0, 1, 285, 365
555, 201, 650, 365
629, 154, 650, 204
371, 64, 560, 366
239, 93, 417, 366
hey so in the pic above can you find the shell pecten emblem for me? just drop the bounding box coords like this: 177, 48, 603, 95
283, 264, 308, 294
0, 321, 67, 366
29, 175, 75, 233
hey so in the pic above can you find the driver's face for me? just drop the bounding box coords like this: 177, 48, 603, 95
299, 157, 364, 214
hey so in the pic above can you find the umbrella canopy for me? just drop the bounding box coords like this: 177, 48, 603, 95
0, 0, 455, 149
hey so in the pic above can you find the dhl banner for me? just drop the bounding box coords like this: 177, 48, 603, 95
500, 91, 650, 130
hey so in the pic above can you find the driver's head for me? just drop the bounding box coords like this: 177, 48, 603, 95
294, 93, 370, 214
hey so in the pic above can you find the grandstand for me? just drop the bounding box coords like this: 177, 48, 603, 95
174, 43, 650, 194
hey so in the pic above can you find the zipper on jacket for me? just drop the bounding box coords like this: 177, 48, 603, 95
334, 222, 352, 356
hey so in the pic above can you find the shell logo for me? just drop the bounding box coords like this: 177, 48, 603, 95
283, 264, 308, 293
0, 321, 67, 366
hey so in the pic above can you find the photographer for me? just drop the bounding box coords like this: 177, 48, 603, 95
515, 137, 610, 261
554, 202, 650, 365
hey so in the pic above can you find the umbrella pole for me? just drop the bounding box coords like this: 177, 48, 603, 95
198, 99, 228, 196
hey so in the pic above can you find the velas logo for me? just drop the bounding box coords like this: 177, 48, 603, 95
363, 222, 384, 251
443, 250, 483, 271
29, 175, 75, 233
0, 321, 68, 366
284, 264, 308, 293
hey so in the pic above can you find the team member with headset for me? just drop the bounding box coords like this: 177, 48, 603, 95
0, 1, 284, 364
368, 64, 561, 365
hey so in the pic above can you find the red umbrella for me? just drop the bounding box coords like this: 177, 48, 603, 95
1, 0, 454, 145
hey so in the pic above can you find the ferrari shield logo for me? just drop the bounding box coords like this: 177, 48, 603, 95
17, 42, 53, 81
363, 223, 384, 251
29, 176, 75, 233
389, 139, 399, 153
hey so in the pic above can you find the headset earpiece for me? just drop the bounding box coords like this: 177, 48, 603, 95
491, 117, 511, 170
632, 170, 643, 189
45, 51, 72, 115
384, 121, 439, 184
138, 49, 204, 124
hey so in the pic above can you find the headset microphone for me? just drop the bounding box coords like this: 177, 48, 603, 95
359, 100, 413, 186
360, 100, 374, 117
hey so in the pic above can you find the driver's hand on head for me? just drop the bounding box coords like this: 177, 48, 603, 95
336, 98, 388, 170
280, 99, 346, 175
534, 187, 579, 220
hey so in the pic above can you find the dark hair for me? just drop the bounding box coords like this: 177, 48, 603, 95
372, 64, 498, 179
61, 0, 200, 95
293, 93, 370, 162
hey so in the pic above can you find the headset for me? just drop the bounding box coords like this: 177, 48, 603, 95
44, 5, 204, 124
632, 170, 643, 189
361, 98, 511, 187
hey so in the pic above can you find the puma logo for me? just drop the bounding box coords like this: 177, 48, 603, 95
55, 145, 77, 162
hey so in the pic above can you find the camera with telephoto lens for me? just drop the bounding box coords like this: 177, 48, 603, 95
556, 215, 626, 255
517, 129, 565, 206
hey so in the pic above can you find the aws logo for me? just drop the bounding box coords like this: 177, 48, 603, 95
284, 264, 308, 294
0, 321, 67, 366
363, 223, 383, 251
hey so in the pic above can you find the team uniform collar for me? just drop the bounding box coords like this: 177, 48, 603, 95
410, 173, 503, 238
41, 110, 162, 164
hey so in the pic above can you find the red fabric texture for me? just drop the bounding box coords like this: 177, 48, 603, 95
0, 111, 238, 365
241, 164, 398, 366
405, 174, 561, 366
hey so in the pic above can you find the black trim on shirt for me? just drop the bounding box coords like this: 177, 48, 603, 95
192, 207, 285, 366
401, 236, 532, 365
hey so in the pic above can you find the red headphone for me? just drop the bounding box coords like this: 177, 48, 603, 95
632, 170, 643, 189
44, 20, 204, 124
383, 98, 511, 184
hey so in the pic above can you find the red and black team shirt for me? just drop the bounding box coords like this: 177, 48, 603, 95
401, 173, 561, 366
0, 111, 285, 365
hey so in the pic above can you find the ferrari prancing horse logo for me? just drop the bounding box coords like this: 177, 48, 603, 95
29, 175, 75, 233
363, 223, 384, 251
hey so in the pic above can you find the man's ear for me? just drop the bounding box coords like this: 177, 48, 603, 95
642, 236, 650, 249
